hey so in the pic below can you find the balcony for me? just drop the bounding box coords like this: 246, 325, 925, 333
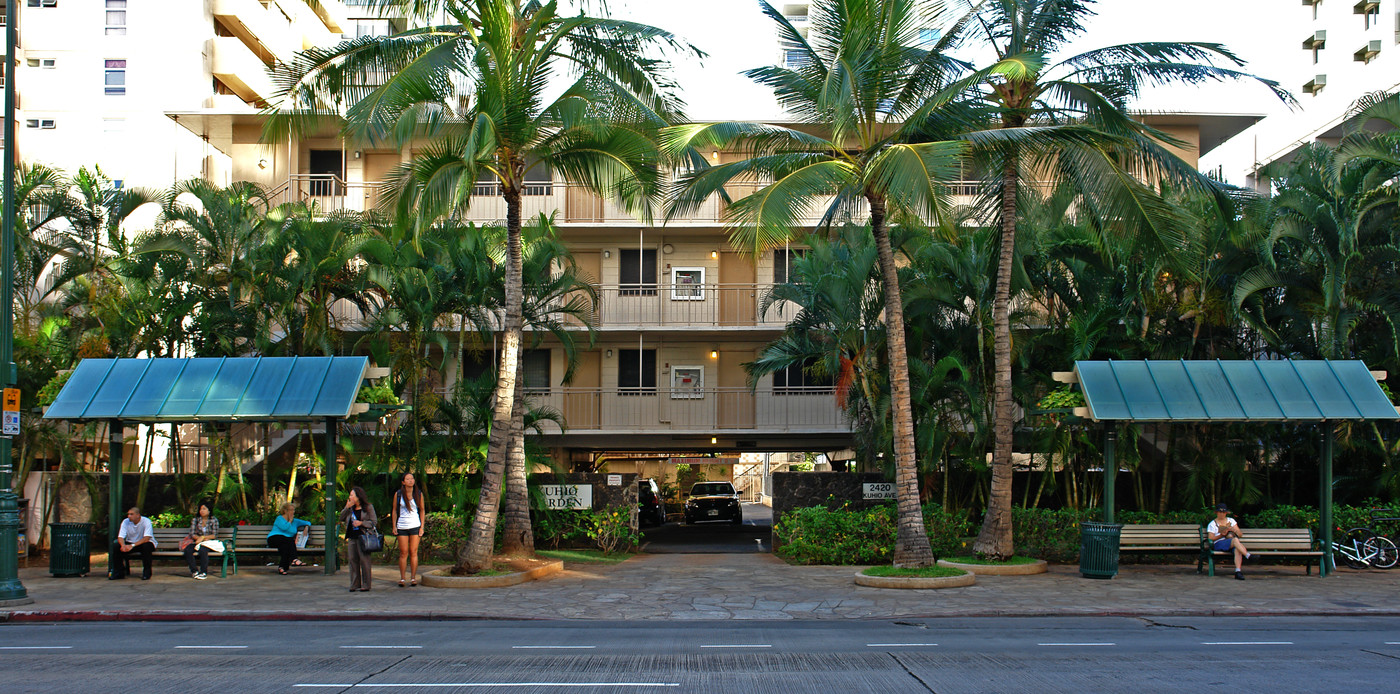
443, 387, 851, 436
210, 0, 299, 66
557, 284, 800, 329
209, 36, 276, 105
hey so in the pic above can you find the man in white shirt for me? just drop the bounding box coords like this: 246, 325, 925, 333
1207, 503, 1252, 580
111, 507, 156, 580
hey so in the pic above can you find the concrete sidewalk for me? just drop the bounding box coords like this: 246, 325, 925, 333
3, 553, 1398, 622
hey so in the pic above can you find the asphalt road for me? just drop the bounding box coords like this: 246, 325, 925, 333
642, 502, 773, 553
3, 616, 1398, 692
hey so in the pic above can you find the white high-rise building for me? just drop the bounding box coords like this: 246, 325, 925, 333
1202, 0, 1400, 188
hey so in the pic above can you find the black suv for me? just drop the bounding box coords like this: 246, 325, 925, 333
684, 481, 742, 525
638, 478, 666, 526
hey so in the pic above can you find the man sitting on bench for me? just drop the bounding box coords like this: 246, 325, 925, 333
111, 507, 156, 580
1207, 503, 1253, 580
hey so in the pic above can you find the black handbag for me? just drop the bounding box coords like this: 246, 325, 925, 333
357, 527, 383, 553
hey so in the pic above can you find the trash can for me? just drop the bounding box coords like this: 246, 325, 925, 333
1079, 521, 1121, 579
49, 522, 92, 578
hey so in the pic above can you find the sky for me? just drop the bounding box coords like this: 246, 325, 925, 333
605, 0, 1294, 122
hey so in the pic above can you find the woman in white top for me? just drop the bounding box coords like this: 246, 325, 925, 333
392, 472, 427, 587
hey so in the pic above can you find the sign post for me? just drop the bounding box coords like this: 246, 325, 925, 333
0, 3, 29, 605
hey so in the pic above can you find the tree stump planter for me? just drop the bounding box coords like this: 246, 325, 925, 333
420, 559, 563, 589
854, 568, 975, 589
936, 558, 1048, 576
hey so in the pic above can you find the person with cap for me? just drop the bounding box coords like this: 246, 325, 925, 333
1207, 503, 1253, 579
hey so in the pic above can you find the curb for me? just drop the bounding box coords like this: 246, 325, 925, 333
937, 559, 1049, 576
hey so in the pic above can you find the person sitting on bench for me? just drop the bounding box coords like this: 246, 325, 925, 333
111, 507, 156, 580
267, 502, 313, 575
1207, 503, 1253, 580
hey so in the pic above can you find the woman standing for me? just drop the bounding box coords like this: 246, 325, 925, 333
392, 473, 427, 587
182, 501, 220, 580
267, 502, 313, 575
339, 486, 377, 592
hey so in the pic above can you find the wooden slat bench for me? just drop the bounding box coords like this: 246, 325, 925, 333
1119, 524, 1203, 555
229, 524, 328, 574
149, 527, 237, 578
1199, 527, 1322, 576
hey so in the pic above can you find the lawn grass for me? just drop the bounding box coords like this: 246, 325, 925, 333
941, 555, 1040, 565
537, 548, 633, 565
861, 565, 967, 578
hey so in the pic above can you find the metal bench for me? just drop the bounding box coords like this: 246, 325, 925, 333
229, 524, 328, 574
149, 527, 237, 578
1199, 527, 1322, 576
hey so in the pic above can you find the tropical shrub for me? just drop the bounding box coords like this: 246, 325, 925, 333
586, 507, 642, 554
774, 503, 974, 565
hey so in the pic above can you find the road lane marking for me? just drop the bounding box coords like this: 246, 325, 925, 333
1200, 641, 1293, 646
700, 644, 771, 648
0, 646, 72, 650
175, 645, 248, 649
340, 645, 422, 649
867, 643, 938, 647
294, 684, 679, 689
1038, 643, 1115, 647
1386, 642, 1400, 645
512, 646, 596, 650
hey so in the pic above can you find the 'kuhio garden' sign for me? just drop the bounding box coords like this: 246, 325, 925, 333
540, 484, 592, 510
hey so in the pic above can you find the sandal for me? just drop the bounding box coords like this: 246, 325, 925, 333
409, 578, 417, 587
278, 567, 288, 575
397, 580, 406, 587
291, 559, 306, 567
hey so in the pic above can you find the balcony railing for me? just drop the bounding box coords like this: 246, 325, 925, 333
558, 283, 801, 328
430, 386, 850, 434
271, 178, 996, 224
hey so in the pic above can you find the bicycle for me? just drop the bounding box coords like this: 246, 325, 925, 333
1334, 508, 1400, 570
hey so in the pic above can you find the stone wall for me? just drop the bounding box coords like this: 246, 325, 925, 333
771, 471, 890, 550
528, 472, 639, 528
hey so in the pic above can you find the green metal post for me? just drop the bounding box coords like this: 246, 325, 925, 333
1320, 424, 1333, 577
1102, 428, 1116, 524
323, 417, 337, 575
0, 1, 26, 604
107, 420, 123, 578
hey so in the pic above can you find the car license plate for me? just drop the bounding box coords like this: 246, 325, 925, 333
707, 509, 719, 516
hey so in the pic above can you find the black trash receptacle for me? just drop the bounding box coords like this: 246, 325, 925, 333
1079, 521, 1121, 579
49, 522, 92, 577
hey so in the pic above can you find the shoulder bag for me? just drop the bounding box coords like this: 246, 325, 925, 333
357, 527, 383, 554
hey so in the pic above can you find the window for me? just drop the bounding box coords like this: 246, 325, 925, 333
522, 349, 550, 393
619, 248, 657, 296
28, 0, 59, 7
106, 0, 127, 35
25, 119, 56, 129
773, 358, 833, 395
773, 248, 804, 284
459, 350, 493, 383
670, 267, 705, 300
783, 49, 810, 69
618, 349, 657, 393
917, 28, 940, 46
27, 58, 57, 69
104, 60, 126, 96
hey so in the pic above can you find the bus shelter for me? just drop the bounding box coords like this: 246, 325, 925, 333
43, 356, 384, 575
1059, 359, 1400, 576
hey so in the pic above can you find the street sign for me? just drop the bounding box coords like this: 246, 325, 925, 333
862, 482, 896, 500
2, 411, 18, 436
2, 388, 17, 435
539, 484, 592, 510
2, 387, 18, 411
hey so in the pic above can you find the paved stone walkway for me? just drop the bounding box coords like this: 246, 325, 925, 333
4, 553, 1398, 621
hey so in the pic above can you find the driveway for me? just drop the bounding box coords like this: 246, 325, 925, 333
642, 502, 773, 553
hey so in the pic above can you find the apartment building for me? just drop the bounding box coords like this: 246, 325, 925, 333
2, 0, 363, 189
1202, 0, 1400, 188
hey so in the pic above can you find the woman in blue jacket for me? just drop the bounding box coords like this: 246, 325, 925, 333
267, 502, 312, 574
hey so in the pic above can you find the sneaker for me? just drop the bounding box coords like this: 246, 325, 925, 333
195, 572, 207, 580
1245, 553, 1253, 560
1234, 570, 1245, 580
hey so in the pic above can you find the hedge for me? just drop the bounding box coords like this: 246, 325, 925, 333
773, 503, 973, 565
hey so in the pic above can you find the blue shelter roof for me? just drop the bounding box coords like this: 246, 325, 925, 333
44, 357, 370, 422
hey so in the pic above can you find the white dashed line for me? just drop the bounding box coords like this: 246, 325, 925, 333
700, 644, 771, 649
0, 646, 72, 650
867, 643, 938, 647
1386, 642, 1400, 645
339, 645, 423, 649
511, 646, 597, 650
1038, 642, 1115, 647
1200, 641, 1293, 646
294, 684, 679, 689
175, 645, 248, 649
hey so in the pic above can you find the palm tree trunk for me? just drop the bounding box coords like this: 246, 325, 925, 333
868, 195, 933, 568
502, 376, 533, 555
457, 184, 525, 574
974, 158, 1020, 560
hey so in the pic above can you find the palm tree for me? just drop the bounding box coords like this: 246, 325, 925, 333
950, 0, 1291, 558
662, 0, 1023, 567
266, 0, 694, 573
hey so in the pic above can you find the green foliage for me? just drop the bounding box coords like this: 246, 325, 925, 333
774, 502, 973, 565
150, 507, 279, 529
532, 509, 599, 550
357, 382, 401, 405
585, 507, 642, 554
536, 548, 632, 564
861, 565, 966, 578
1010, 507, 1094, 563
36, 370, 72, 406
1036, 386, 1085, 410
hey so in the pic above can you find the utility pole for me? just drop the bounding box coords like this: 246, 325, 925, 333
0, 0, 30, 604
